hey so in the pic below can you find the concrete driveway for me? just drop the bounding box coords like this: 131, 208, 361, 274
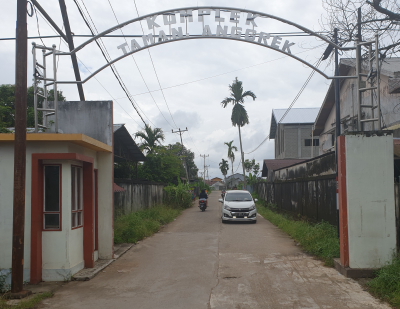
39, 191, 390, 309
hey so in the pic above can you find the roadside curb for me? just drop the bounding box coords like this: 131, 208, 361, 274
73, 243, 134, 281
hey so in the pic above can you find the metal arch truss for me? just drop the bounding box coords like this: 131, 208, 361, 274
33, 6, 378, 132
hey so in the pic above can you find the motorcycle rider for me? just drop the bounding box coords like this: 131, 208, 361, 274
199, 189, 208, 207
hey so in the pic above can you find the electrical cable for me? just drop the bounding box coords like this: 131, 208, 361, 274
245, 56, 323, 155
32, 5, 47, 47
73, 0, 149, 126
111, 43, 327, 100
132, 0, 179, 129
36, 2, 143, 128
104, 0, 176, 129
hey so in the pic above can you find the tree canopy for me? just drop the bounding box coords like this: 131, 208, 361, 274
0, 84, 66, 130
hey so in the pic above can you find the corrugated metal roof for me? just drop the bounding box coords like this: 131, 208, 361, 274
269, 108, 320, 139
261, 159, 305, 177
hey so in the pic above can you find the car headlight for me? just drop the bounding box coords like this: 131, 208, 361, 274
224, 205, 231, 211
249, 205, 256, 211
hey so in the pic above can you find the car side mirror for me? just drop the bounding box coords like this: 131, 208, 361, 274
254, 199, 258, 202
218, 199, 223, 203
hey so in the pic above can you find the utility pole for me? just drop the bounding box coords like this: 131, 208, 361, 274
11, 0, 30, 296
172, 127, 189, 182
200, 154, 209, 186
334, 28, 341, 238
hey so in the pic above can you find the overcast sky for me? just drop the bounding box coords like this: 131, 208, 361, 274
0, 0, 336, 179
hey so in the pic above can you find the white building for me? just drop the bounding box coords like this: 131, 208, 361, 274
0, 101, 114, 284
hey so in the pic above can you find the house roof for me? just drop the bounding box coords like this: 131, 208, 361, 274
113, 183, 125, 193
313, 58, 400, 136
226, 173, 245, 181
269, 108, 320, 139
113, 124, 146, 162
261, 159, 305, 177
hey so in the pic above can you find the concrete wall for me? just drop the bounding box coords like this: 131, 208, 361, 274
344, 133, 397, 268
48, 101, 113, 146
114, 180, 165, 217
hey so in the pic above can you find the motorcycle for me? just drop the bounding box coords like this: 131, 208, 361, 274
199, 198, 207, 211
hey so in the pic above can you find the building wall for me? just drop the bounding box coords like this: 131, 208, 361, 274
275, 124, 319, 159
0, 140, 112, 283
318, 67, 400, 155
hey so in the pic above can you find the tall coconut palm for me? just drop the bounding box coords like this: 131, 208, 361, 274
221, 77, 256, 190
134, 124, 165, 154
219, 158, 229, 188
224, 140, 237, 189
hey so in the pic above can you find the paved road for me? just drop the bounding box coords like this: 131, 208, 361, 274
39, 192, 390, 309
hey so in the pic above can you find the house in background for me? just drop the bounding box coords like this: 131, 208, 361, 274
261, 159, 305, 182
211, 177, 223, 183
225, 173, 245, 188
313, 58, 400, 155
0, 101, 114, 284
270, 108, 320, 159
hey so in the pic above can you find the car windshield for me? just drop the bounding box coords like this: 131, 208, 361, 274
225, 192, 252, 201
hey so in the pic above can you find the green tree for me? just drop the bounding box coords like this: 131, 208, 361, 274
135, 124, 165, 154
167, 142, 198, 180
0, 84, 66, 129
224, 140, 238, 189
253, 162, 260, 177
221, 77, 256, 190
137, 146, 185, 183
219, 158, 229, 185
244, 159, 256, 174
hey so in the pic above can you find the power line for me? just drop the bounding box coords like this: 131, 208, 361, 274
112, 43, 328, 100
36, 1, 144, 127
104, 0, 175, 130
131, 0, 179, 129
73, 0, 149, 126
245, 56, 323, 155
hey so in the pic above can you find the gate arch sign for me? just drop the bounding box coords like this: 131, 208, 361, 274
48, 6, 355, 84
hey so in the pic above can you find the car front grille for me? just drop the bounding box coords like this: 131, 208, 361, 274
230, 208, 251, 212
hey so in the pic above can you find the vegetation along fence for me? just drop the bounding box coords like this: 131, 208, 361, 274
114, 179, 165, 217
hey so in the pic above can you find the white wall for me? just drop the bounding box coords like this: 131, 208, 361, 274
0, 141, 109, 283
97, 152, 114, 259
345, 133, 397, 268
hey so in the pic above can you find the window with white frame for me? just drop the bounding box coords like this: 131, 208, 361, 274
71, 166, 83, 228
44, 165, 61, 230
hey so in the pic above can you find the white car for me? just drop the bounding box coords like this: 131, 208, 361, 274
219, 190, 258, 223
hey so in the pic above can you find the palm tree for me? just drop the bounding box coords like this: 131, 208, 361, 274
224, 140, 237, 189
134, 124, 165, 154
221, 77, 256, 190
219, 159, 229, 188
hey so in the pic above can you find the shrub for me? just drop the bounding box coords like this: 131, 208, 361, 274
163, 179, 193, 209
114, 206, 181, 244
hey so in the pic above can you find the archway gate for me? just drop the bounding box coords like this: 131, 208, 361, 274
32, 6, 373, 132
31, 6, 395, 275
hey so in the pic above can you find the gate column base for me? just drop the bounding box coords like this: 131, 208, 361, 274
333, 258, 376, 279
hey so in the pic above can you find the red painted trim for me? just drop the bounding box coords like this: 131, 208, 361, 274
83, 162, 95, 268
94, 169, 99, 251
111, 103, 115, 257
338, 135, 349, 267
30, 156, 43, 284
42, 164, 62, 231
30, 153, 95, 284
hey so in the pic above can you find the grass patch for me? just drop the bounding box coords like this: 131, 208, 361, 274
114, 205, 183, 244
256, 202, 339, 266
0, 292, 53, 309
367, 255, 400, 308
